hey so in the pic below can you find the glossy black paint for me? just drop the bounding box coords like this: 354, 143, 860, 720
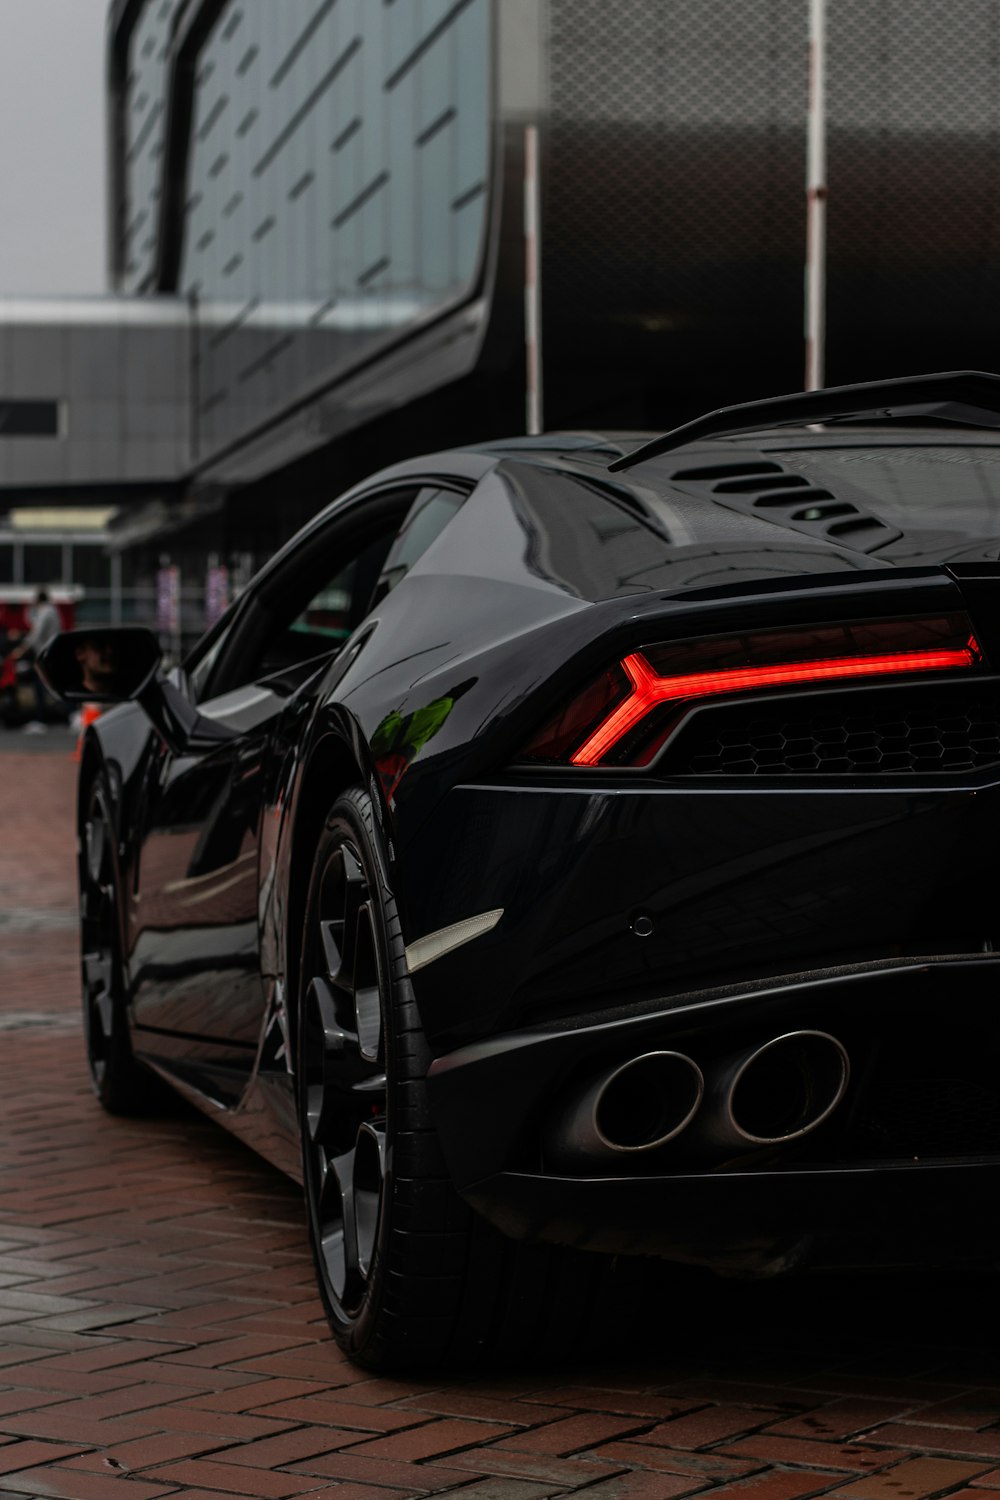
73, 419, 1000, 1272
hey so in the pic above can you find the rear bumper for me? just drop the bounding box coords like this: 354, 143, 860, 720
403, 770, 1000, 1050
463, 1160, 1000, 1274
426, 956, 1000, 1273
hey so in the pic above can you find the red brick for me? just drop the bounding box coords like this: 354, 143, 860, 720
394, 1392, 561, 1424
0, 1410, 162, 1446
0, 1362, 138, 1395
863, 1427, 1000, 1462
909, 1395, 1000, 1431
766, 1402, 914, 1441
494, 1412, 651, 1455
280, 1489, 406, 1500
433, 1483, 566, 1500
795, 1379, 966, 1405
721, 1437, 912, 1473
661, 1383, 816, 1412
211, 1425, 361, 1469
832, 1456, 993, 1500
645, 1408, 778, 1450
0, 1465, 178, 1499
0, 1388, 69, 1416
523, 1389, 708, 1422
423, 1448, 627, 1487
22, 1341, 182, 1372
0, 1439, 94, 1473
580, 1474, 711, 1500
37, 1378, 209, 1419
284, 1448, 533, 1490
58, 1429, 235, 1470
254, 1392, 429, 1433
705, 1476, 843, 1500
145, 1456, 326, 1495
171, 1493, 349, 1500
345, 1418, 516, 1461
139, 1402, 299, 1440
188, 1376, 331, 1411
594, 1442, 763, 1480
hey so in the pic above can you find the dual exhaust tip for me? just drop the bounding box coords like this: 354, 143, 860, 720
548, 1030, 850, 1165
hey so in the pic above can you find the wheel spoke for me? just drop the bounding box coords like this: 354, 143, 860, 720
318, 920, 343, 988
92, 989, 114, 1041
303, 978, 352, 1144
316, 1145, 365, 1302
82, 949, 113, 995
303, 817, 393, 1321
84, 818, 106, 885
323, 845, 366, 994
353, 1120, 386, 1278
353, 902, 383, 1063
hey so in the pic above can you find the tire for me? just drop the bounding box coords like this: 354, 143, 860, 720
79, 776, 164, 1115
298, 785, 645, 1371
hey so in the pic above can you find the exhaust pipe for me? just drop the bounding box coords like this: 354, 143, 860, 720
698, 1030, 850, 1153
546, 1051, 704, 1167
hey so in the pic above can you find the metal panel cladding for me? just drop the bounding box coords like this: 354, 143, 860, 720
544, 0, 1000, 425
177, 0, 491, 460
122, 0, 189, 293
544, 0, 808, 427
824, 0, 1000, 383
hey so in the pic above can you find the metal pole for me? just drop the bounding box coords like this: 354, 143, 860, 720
524, 124, 544, 435
805, 0, 827, 391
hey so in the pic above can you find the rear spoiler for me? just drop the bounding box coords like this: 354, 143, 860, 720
609, 371, 1000, 472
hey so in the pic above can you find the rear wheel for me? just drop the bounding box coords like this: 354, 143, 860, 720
80, 777, 160, 1114
299, 785, 641, 1370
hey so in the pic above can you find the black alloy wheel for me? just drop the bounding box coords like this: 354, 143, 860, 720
79, 777, 157, 1113
298, 787, 410, 1365
298, 785, 646, 1371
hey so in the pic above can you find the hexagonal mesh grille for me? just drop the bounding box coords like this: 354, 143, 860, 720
859, 1077, 1000, 1158
670, 693, 1000, 775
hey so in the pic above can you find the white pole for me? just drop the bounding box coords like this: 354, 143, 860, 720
805, 0, 827, 391
524, 124, 544, 434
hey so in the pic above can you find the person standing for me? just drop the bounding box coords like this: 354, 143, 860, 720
11, 588, 61, 730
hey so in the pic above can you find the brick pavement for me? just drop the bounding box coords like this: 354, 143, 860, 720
2, 747, 1000, 1500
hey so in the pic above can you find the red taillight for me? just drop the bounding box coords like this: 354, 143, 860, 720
520, 614, 984, 769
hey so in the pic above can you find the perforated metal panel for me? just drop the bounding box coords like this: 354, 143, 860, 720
544, 1, 1000, 426
544, 0, 808, 424
825, 0, 1000, 380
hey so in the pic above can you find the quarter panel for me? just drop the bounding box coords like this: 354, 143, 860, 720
404, 775, 1000, 1049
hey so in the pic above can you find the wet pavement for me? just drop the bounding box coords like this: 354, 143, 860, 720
1, 745, 999, 1500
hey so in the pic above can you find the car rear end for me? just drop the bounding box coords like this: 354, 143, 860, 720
407, 551, 1000, 1276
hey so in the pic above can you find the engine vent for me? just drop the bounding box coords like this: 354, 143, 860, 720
671, 456, 902, 554
666, 689, 1000, 776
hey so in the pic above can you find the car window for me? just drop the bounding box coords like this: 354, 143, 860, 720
194, 488, 418, 703
253, 528, 394, 680
186, 616, 235, 701
370, 488, 466, 608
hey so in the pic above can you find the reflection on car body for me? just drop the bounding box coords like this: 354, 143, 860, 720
39, 372, 1000, 1369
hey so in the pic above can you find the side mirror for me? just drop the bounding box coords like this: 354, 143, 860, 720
39, 627, 237, 756
38, 627, 161, 704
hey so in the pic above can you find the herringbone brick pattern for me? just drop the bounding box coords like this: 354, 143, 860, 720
1, 749, 1000, 1499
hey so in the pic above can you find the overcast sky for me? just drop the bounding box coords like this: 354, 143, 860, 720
0, 0, 109, 297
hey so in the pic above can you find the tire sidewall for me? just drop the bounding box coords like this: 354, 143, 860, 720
298, 785, 408, 1362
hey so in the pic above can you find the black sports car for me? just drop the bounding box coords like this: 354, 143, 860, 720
41, 371, 1000, 1369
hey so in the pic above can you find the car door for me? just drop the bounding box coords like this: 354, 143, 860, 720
127, 488, 421, 1098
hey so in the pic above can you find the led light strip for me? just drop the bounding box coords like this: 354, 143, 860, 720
570, 640, 982, 767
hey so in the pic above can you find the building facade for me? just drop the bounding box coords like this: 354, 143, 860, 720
6, 0, 1000, 637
